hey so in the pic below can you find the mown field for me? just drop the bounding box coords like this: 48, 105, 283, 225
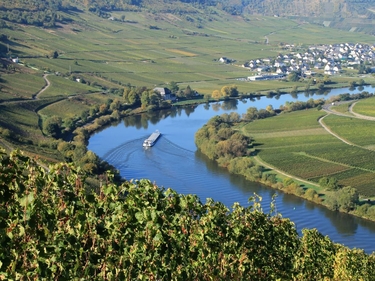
352, 96, 375, 117
242, 109, 375, 197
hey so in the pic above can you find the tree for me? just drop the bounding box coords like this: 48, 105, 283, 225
211, 89, 221, 100
266, 104, 274, 113
244, 107, 258, 121
80, 110, 89, 122
49, 50, 58, 59
229, 112, 240, 123
169, 81, 179, 94
288, 71, 299, 82
43, 116, 62, 138
110, 98, 121, 111
337, 186, 359, 212
184, 85, 193, 98
141, 91, 150, 108
323, 75, 331, 84
319, 177, 339, 191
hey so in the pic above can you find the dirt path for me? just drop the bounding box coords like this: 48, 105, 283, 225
348, 101, 375, 121
318, 115, 354, 146
320, 101, 375, 150
254, 156, 320, 187
33, 74, 50, 99
255, 101, 375, 189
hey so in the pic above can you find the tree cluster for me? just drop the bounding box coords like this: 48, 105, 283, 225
279, 98, 325, 112
211, 85, 239, 100
1, 150, 375, 280
195, 114, 257, 172
0, 0, 74, 27
123, 86, 171, 111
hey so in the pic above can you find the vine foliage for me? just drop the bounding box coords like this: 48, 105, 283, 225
0, 149, 374, 280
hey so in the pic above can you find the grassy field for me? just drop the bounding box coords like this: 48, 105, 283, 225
242, 109, 375, 197
352, 96, 375, 117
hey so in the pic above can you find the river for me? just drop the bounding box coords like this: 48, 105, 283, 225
88, 86, 375, 253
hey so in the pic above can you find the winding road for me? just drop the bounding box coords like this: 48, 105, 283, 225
33, 74, 51, 100
320, 101, 375, 149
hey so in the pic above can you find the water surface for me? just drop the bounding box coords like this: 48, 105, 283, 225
89, 86, 375, 253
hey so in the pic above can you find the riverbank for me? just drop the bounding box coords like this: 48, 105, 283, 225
193, 95, 375, 222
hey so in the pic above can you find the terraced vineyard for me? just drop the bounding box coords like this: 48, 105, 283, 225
243, 108, 375, 197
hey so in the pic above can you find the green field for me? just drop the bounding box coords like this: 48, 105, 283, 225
243, 109, 375, 197
322, 114, 375, 148
0, 73, 45, 100
330, 102, 353, 115
39, 92, 120, 119
1, 10, 375, 97
352, 96, 375, 117
39, 75, 97, 98
2, 8, 375, 179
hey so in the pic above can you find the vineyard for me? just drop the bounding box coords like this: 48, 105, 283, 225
352, 96, 375, 117
1, 150, 375, 280
243, 108, 375, 197
322, 114, 375, 148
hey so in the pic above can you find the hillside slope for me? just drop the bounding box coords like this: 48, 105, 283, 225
1, 0, 375, 33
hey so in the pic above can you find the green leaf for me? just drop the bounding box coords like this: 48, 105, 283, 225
135, 212, 143, 223
18, 225, 25, 237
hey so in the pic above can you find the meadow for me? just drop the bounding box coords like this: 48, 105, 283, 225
243, 109, 375, 197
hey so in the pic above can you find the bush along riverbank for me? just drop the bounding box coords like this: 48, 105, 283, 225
194, 94, 375, 222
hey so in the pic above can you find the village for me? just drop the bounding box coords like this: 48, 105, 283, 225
220, 42, 375, 81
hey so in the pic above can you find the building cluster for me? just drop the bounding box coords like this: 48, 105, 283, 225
220, 43, 375, 81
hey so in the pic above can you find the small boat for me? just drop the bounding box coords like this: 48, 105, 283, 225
143, 130, 161, 147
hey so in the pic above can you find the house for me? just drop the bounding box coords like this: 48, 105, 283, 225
219, 57, 228, 63
154, 87, 176, 101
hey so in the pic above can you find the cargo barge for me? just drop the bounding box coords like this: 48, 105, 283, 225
143, 130, 161, 147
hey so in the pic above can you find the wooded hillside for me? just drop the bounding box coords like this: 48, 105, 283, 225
0, 0, 375, 19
